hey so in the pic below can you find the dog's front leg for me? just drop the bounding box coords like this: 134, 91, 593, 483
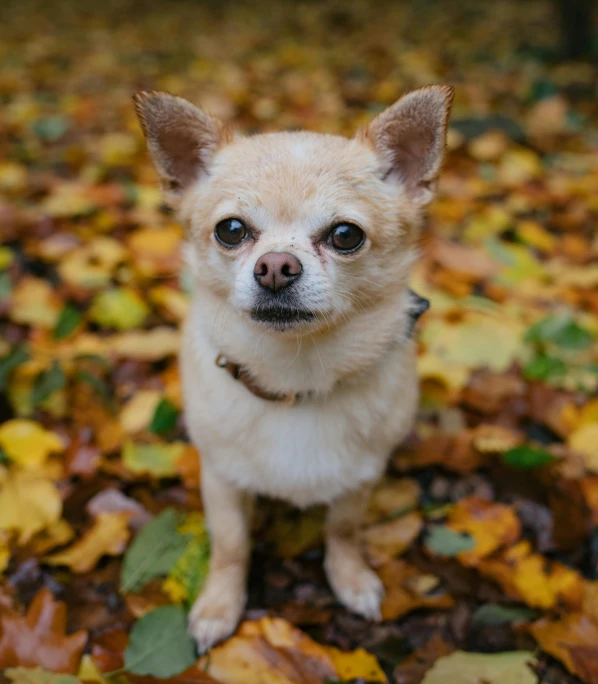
324, 486, 384, 621
188, 463, 253, 653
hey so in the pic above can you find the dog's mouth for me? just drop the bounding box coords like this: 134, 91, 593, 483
250, 306, 316, 330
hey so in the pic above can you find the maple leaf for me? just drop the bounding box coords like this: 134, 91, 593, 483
0, 589, 87, 673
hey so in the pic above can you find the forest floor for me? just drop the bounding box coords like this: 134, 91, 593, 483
0, 0, 598, 682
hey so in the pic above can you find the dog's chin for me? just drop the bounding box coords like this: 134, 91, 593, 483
249, 306, 317, 333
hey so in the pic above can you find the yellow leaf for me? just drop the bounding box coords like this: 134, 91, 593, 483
30, 519, 75, 555
45, 512, 130, 573
447, 497, 521, 565
119, 390, 162, 434
498, 147, 542, 186
108, 327, 180, 360
0, 530, 10, 573
324, 646, 387, 683
568, 423, 598, 472
9, 277, 61, 328
128, 225, 183, 277
58, 238, 127, 289
477, 540, 584, 610
122, 440, 185, 478
421, 311, 524, 374
0, 470, 62, 544
0, 420, 64, 469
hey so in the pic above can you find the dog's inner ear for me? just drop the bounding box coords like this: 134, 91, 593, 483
361, 85, 454, 203
133, 91, 227, 202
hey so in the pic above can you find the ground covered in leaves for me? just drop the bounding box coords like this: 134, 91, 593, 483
0, 0, 598, 682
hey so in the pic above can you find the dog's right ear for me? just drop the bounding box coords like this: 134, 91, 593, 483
133, 91, 229, 205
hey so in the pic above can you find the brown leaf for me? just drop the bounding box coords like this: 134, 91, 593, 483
0, 589, 87, 673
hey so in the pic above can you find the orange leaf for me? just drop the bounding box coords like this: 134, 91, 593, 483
379, 559, 454, 621
447, 497, 521, 565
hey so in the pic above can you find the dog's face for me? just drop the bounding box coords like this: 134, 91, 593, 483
134, 87, 453, 335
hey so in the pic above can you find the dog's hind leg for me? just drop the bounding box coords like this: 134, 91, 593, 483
188, 463, 253, 653
324, 485, 384, 621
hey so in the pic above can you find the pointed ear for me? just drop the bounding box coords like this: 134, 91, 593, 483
360, 85, 454, 203
133, 91, 230, 205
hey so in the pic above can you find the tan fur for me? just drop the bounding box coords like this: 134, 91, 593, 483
134, 85, 453, 652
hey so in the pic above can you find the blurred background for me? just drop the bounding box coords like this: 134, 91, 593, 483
1, 1, 598, 683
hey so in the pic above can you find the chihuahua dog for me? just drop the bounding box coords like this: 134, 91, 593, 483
134, 85, 453, 652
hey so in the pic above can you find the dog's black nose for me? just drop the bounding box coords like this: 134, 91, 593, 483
254, 252, 302, 292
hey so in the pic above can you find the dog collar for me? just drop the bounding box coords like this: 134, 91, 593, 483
216, 289, 429, 404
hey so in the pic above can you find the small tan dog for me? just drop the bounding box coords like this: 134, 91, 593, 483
134, 85, 453, 652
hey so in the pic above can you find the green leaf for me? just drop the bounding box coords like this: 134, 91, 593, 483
523, 354, 566, 381
124, 605, 197, 678
5, 667, 81, 684
31, 116, 70, 142
424, 526, 475, 557
32, 362, 66, 406
0, 345, 29, 390
53, 304, 82, 340
503, 445, 555, 469
149, 398, 179, 435
121, 508, 190, 592
122, 440, 185, 478
472, 604, 537, 625
0, 270, 11, 301
525, 314, 593, 350
0, 447, 10, 465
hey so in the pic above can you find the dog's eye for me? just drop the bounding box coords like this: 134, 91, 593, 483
215, 218, 247, 247
329, 223, 365, 253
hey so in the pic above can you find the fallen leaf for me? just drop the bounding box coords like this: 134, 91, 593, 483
124, 606, 197, 678
89, 288, 149, 331
446, 497, 521, 565
0, 470, 62, 544
121, 509, 190, 593
379, 559, 454, 621
422, 650, 536, 684
365, 477, 421, 524
122, 440, 186, 478
529, 613, 598, 681
324, 646, 387, 683
44, 512, 131, 573
5, 667, 82, 684
119, 390, 162, 435
477, 540, 584, 609
364, 512, 423, 566
203, 617, 338, 684
0, 420, 64, 469
0, 589, 87, 673
9, 277, 61, 328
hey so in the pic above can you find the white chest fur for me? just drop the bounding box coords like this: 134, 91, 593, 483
181, 297, 418, 507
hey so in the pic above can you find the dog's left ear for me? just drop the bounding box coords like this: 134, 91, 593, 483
133, 91, 230, 206
360, 85, 454, 204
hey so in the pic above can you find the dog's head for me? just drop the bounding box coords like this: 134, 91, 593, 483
134, 87, 453, 335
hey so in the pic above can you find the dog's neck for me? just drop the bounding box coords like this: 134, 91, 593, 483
189, 287, 415, 397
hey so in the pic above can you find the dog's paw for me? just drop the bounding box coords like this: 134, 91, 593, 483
325, 551, 384, 621
188, 589, 245, 653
